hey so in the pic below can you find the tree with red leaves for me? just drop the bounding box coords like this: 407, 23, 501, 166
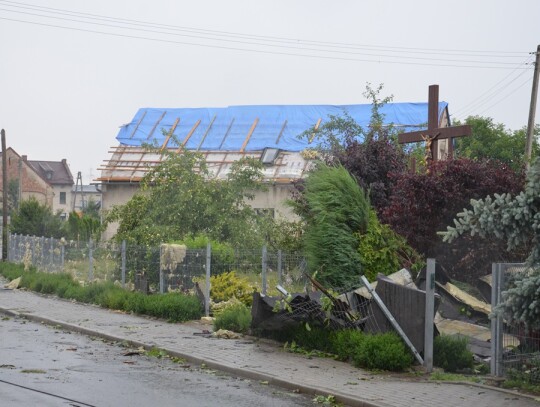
382, 158, 527, 281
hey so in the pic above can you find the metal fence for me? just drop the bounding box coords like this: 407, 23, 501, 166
491, 263, 540, 381
7, 233, 307, 298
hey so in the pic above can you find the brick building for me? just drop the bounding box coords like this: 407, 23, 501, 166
0, 148, 74, 218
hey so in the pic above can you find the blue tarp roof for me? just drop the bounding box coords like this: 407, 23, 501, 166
116, 103, 448, 152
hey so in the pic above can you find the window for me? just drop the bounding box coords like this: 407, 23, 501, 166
255, 208, 275, 219
260, 148, 280, 165
59, 192, 66, 205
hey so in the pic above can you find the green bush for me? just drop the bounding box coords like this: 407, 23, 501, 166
144, 293, 202, 322
262, 325, 413, 372
331, 329, 366, 361
359, 210, 424, 281
352, 332, 413, 371
291, 324, 335, 353
434, 335, 473, 372
208, 271, 255, 306
213, 303, 252, 334
353, 332, 413, 371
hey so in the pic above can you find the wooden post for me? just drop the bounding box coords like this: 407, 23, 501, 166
2, 129, 7, 261
525, 45, 540, 170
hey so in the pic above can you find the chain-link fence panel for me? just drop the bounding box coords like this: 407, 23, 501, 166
492, 263, 540, 382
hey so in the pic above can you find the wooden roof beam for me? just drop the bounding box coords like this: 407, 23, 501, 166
240, 118, 259, 152
177, 120, 202, 152
161, 118, 180, 151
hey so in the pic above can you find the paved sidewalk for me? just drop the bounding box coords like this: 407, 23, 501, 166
0, 287, 537, 407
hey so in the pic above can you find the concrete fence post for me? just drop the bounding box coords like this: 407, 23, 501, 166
491, 263, 504, 376
424, 258, 436, 372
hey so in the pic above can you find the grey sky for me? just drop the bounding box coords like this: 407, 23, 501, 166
1, 0, 539, 183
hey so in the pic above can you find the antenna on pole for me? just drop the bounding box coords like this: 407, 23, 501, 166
72, 171, 85, 212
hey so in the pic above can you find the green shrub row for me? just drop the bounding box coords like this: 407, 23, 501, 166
269, 325, 414, 372
0, 263, 202, 322
266, 326, 474, 373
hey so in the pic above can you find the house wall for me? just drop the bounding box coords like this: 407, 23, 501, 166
250, 184, 297, 219
101, 183, 140, 240
72, 191, 102, 212
52, 184, 73, 217
0, 150, 53, 207
100, 182, 297, 241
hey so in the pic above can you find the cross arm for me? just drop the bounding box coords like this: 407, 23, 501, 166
398, 125, 471, 144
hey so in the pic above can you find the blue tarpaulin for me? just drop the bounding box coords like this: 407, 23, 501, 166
116, 103, 448, 152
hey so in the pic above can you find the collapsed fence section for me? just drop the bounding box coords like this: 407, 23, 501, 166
491, 263, 540, 381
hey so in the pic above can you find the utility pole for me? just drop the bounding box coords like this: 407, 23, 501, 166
2, 129, 8, 261
525, 44, 540, 170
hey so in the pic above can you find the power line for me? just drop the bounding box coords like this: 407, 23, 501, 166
0, 0, 531, 61
452, 56, 535, 117
0, 15, 533, 71
476, 76, 533, 116
1, 6, 529, 66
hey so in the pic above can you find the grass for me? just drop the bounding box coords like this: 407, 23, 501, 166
0, 262, 203, 323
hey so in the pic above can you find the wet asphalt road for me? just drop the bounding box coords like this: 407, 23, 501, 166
0, 315, 317, 407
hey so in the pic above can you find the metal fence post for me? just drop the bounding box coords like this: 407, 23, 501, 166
491, 263, 503, 377
424, 258, 436, 372
261, 245, 267, 296
88, 238, 94, 281
121, 240, 126, 289
205, 243, 211, 317
277, 250, 283, 287
159, 244, 165, 294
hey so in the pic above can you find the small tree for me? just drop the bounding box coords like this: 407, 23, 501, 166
10, 197, 64, 238
441, 158, 540, 328
107, 147, 268, 247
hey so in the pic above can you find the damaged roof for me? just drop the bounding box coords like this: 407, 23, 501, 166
98, 102, 448, 183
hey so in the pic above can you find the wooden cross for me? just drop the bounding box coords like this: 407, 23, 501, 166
398, 85, 471, 162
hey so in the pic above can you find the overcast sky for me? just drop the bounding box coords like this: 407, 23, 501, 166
1, 0, 539, 183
